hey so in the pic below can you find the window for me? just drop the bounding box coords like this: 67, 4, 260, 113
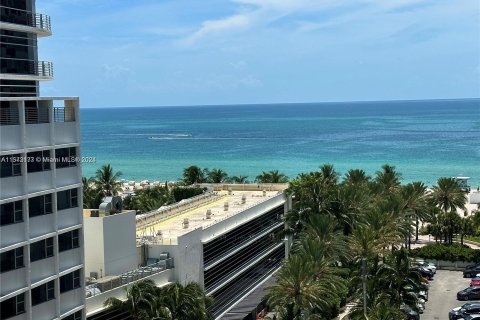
0, 154, 21, 178
0, 293, 25, 320
57, 188, 78, 211
62, 311, 82, 320
59, 229, 80, 252
31, 280, 55, 306
60, 269, 81, 293
26, 150, 51, 173
28, 194, 53, 217
0, 200, 23, 225
55, 147, 77, 168
0, 247, 24, 273
30, 237, 54, 262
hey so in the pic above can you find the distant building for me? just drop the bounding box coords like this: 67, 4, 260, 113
1, 1, 84, 319
85, 184, 291, 320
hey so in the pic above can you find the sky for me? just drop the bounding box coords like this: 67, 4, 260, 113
36, 0, 480, 108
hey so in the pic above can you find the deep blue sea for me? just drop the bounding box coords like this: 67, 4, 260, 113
80, 99, 480, 187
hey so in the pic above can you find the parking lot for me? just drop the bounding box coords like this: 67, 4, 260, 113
423, 270, 477, 319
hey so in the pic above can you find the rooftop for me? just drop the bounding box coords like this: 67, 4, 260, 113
136, 189, 282, 244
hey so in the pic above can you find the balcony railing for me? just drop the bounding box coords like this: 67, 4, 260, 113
0, 6, 51, 32
0, 105, 20, 125
54, 107, 75, 123
1, 59, 53, 78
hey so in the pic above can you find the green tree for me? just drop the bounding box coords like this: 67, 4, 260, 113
82, 176, 103, 209
156, 282, 213, 320
207, 168, 228, 183
373, 164, 402, 196
104, 279, 158, 319
182, 165, 207, 185
94, 164, 122, 196
429, 177, 467, 213
343, 169, 371, 187
255, 170, 289, 183
267, 255, 343, 319
459, 216, 475, 245
230, 175, 249, 184
401, 182, 428, 243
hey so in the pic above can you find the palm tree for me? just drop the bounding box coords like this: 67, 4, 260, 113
429, 177, 467, 213
343, 169, 371, 187
374, 164, 402, 196
401, 182, 428, 243
82, 176, 104, 209
207, 168, 228, 183
267, 254, 343, 318
95, 164, 122, 196
255, 170, 288, 183
104, 279, 158, 319
156, 282, 213, 320
182, 165, 206, 185
230, 175, 249, 184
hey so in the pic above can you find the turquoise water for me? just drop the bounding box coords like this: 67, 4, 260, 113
80, 99, 480, 187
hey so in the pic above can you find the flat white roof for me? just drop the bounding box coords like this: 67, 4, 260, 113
136, 190, 281, 242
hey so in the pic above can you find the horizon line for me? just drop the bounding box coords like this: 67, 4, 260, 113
78, 97, 480, 109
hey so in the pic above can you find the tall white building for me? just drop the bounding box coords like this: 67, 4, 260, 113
1, 1, 85, 319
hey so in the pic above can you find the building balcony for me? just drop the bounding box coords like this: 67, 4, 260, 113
0, 267, 28, 296
0, 59, 54, 81
0, 6, 52, 36
30, 256, 56, 284
59, 248, 83, 273
0, 221, 26, 249
60, 287, 84, 315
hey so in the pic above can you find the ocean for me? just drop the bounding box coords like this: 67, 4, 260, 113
80, 99, 480, 187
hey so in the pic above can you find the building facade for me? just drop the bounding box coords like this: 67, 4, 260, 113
0, 1, 85, 319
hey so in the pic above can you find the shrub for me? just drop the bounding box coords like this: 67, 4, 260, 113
173, 187, 206, 202
410, 243, 480, 262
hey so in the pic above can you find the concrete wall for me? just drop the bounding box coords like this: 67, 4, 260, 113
148, 228, 204, 286
84, 210, 137, 278
103, 211, 137, 275
83, 217, 105, 278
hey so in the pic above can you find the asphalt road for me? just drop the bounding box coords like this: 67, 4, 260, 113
422, 270, 476, 319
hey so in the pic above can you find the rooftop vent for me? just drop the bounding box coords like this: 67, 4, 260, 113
99, 196, 122, 216
242, 194, 246, 204
224, 202, 229, 211
228, 187, 232, 195
206, 209, 212, 219
263, 189, 267, 197
182, 218, 189, 229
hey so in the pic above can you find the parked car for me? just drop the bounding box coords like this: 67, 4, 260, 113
464, 266, 480, 278
459, 315, 480, 320
414, 259, 437, 274
415, 266, 434, 280
401, 304, 420, 320
466, 262, 480, 269
449, 303, 480, 320
457, 286, 480, 301
419, 289, 429, 301
471, 277, 480, 287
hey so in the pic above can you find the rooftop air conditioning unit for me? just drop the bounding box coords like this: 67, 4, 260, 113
224, 202, 229, 211
228, 187, 232, 195
99, 196, 123, 216
262, 189, 267, 197
241, 194, 246, 204
206, 209, 212, 219
182, 218, 189, 229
